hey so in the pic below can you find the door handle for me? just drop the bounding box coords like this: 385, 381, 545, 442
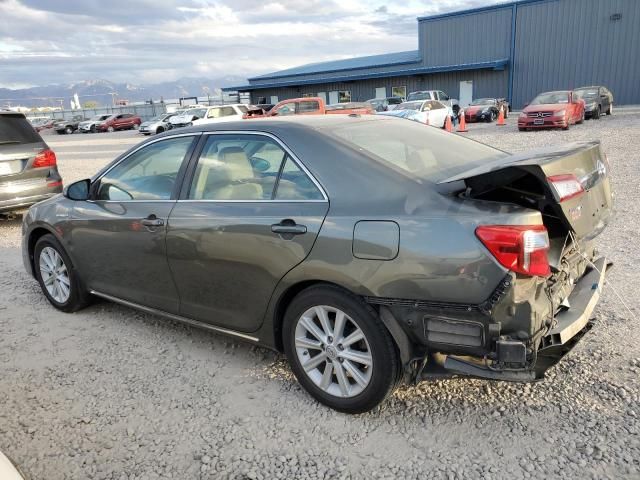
271, 220, 307, 235
141, 215, 164, 227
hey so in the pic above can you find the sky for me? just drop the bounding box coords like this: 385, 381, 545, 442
0, 0, 504, 88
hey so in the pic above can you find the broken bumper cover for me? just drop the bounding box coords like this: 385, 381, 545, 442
441, 257, 608, 381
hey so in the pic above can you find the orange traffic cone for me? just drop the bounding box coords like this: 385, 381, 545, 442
497, 106, 506, 126
445, 115, 453, 132
457, 111, 468, 132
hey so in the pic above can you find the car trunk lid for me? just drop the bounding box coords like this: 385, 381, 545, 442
438, 141, 613, 241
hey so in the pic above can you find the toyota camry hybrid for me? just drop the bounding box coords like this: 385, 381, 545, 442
21, 115, 612, 413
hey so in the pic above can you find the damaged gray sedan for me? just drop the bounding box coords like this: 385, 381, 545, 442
21, 115, 612, 413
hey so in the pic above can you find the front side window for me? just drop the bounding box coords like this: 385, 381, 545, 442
96, 136, 195, 201
423, 100, 445, 110
188, 135, 323, 201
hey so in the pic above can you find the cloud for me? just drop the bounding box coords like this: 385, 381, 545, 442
0, 0, 504, 88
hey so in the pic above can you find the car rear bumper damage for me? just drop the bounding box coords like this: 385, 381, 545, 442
370, 257, 609, 383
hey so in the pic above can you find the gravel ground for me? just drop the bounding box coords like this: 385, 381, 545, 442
1, 117, 639, 480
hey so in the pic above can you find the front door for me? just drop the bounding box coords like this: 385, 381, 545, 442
68, 135, 198, 313
167, 133, 329, 332
459, 80, 473, 107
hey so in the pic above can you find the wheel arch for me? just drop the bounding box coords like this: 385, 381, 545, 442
271, 280, 356, 352
27, 225, 69, 276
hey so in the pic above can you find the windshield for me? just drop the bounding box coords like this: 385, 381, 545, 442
574, 89, 598, 100
324, 118, 506, 183
91, 115, 110, 121
531, 92, 569, 105
470, 98, 495, 106
394, 102, 422, 111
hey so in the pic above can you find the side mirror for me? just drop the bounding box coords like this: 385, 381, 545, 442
524, 102, 529, 107
63, 179, 90, 201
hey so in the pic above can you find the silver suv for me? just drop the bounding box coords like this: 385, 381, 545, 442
0, 111, 63, 214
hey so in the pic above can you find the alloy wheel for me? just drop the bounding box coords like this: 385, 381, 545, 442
39, 246, 71, 303
294, 305, 373, 398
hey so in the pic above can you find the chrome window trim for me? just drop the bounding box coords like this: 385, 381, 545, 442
192, 130, 329, 203
90, 130, 329, 205
90, 133, 200, 203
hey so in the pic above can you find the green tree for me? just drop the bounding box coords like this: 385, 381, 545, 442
83, 101, 99, 109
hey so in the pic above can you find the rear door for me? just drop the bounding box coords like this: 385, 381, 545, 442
167, 132, 329, 332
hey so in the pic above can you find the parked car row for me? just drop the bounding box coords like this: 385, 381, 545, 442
518, 85, 613, 131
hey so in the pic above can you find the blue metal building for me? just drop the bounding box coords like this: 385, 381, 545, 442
225, 0, 640, 108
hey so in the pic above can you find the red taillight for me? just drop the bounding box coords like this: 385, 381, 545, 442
476, 225, 550, 277
32, 149, 57, 168
547, 174, 584, 202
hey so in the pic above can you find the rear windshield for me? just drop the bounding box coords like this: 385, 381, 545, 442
0, 114, 43, 145
324, 118, 506, 183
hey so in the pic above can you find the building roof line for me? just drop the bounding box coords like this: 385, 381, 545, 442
248, 51, 422, 81
417, 0, 556, 22
223, 59, 509, 92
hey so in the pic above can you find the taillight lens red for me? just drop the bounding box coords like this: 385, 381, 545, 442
547, 174, 584, 202
476, 225, 550, 277
32, 149, 57, 168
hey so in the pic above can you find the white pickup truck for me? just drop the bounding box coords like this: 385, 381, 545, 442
170, 104, 249, 128
407, 90, 461, 118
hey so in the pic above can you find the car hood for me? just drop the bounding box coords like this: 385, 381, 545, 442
466, 105, 492, 114
524, 104, 568, 112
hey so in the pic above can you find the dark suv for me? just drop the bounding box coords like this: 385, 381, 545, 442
0, 111, 63, 214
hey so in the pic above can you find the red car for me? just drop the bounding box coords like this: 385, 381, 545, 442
97, 113, 142, 133
518, 91, 585, 131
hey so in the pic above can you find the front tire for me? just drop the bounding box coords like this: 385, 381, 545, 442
156, 126, 165, 135
65, 126, 74, 134
283, 285, 400, 413
606, 103, 613, 115
34, 234, 90, 313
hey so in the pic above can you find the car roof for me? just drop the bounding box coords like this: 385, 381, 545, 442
538, 90, 570, 95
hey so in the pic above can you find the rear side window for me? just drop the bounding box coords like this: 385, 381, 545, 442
0, 114, 42, 145
297, 101, 320, 113
188, 134, 323, 201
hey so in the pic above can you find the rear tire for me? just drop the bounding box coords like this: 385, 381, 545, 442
593, 106, 601, 120
107, 126, 115, 133
90, 125, 96, 133
283, 285, 400, 413
34, 234, 90, 313
133, 123, 139, 130
65, 126, 74, 134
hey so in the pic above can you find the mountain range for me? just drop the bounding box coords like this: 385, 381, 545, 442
0, 77, 246, 108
